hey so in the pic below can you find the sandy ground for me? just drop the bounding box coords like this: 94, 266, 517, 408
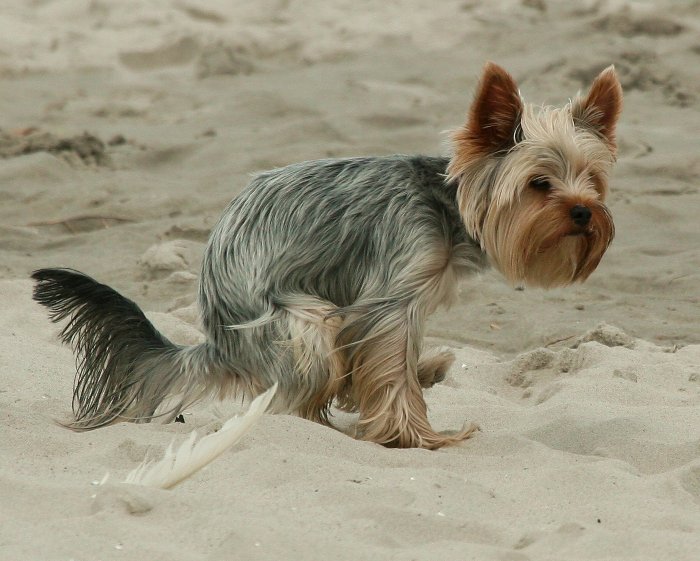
1, 1, 699, 560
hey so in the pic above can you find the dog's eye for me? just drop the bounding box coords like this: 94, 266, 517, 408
530, 177, 551, 191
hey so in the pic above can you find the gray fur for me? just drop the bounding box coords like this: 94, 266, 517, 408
32, 155, 487, 434
198, 155, 486, 413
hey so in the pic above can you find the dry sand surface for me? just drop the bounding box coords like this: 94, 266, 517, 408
1, 1, 699, 560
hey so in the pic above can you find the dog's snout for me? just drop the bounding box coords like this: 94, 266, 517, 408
570, 205, 592, 227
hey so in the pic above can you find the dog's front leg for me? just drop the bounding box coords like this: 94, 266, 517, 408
339, 303, 476, 449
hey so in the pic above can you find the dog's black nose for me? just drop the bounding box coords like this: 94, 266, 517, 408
570, 205, 592, 227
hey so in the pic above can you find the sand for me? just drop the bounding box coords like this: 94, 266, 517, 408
1, 1, 699, 559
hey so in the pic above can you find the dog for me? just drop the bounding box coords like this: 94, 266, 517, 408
32, 63, 621, 449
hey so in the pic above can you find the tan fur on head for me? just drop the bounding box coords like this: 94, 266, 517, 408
448, 63, 621, 288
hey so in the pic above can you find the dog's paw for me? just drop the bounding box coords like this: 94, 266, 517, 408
417, 347, 455, 388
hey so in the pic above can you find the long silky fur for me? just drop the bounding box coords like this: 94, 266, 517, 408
30, 63, 621, 449
32, 268, 228, 429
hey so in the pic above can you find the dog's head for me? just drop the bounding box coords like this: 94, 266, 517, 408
448, 63, 621, 288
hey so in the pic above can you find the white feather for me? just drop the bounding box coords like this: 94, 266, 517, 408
124, 384, 277, 489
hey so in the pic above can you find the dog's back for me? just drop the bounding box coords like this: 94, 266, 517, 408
199, 155, 481, 336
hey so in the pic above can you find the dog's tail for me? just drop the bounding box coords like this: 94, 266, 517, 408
32, 268, 235, 430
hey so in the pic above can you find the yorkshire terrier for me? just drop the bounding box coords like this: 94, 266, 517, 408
32, 63, 621, 449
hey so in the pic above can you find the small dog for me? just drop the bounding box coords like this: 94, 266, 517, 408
32, 63, 621, 449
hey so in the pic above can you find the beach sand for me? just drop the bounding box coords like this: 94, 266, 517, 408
1, 1, 699, 559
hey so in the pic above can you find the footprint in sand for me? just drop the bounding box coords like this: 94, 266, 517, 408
196, 42, 255, 78
592, 9, 684, 37
138, 239, 203, 280
0, 129, 110, 167
119, 36, 200, 71
568, 52, 696, 108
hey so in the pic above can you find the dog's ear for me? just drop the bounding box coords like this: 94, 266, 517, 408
457, 62, 523, 155
572, 66, 623, 153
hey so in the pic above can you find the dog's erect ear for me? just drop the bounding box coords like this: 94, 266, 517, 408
572, 66, 623, 153
460, 62, 523, 154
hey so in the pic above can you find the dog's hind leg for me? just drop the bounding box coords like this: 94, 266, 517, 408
338, 302, 476, 449
273, 294, 348, 425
